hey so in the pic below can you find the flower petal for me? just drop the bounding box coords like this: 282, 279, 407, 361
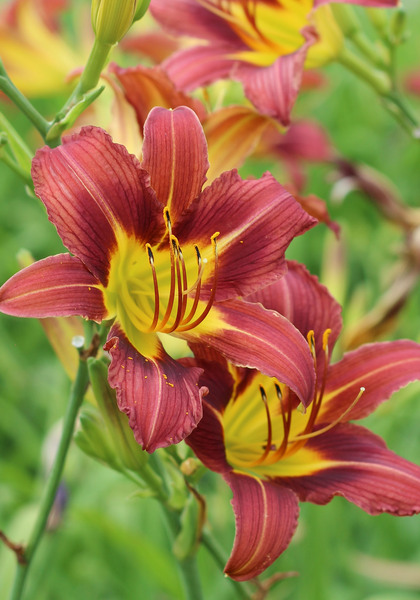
247, 261, 342, 370
161, 44, 240, 91
41, 316, 85, 380
175, 171, 316, 301
203, 105, 273, 183
186, 396, 231, 473
121, 30, 180, 64
267, 119, 333, 162
0, 254, 106, 321
234, 27, 317, 125
281, 423, 420, 516
183, 299, 316, 408
150, 0, 241, 44
141, 106, 209, 222
110, 64, 206, 133
293, 192, 340, 237
223, 472, 299, 581
320, 340, 420, 422
105, 325, 207, 452
32, 126, 163, 284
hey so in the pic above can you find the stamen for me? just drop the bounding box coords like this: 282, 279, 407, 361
157, 217, 177, 331
322, 328, 332, 352
146, 243, 160, 331
248, 385, 274, 466
183, 249, 207, 296
181, 246, 204, 325
300, 327, 334, 436
307, 329, 316, 359
177, 245, 189, 316
289, 387, 366, 442
177, 232, 220, 332
272, 383, 292, 460
159, 235, 184, 333
163, 206, 172, 236
259, 385, 273, 456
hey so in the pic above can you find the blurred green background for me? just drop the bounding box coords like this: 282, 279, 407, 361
1, 1, 420, 599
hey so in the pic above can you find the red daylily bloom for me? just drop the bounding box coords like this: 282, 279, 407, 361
187, 261, 420, 580
151, 0, 397, 125
0, 107, 317, 452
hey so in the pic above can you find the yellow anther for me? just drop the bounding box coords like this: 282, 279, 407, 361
290, 386, 365, 443
306, 330, 316, 357
163, 207, 172, 235
322, 328, 332, 352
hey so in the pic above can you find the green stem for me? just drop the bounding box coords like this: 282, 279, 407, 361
201, 530, 253, 600
337, 46, 391, 95
9, 357, 90, 600
0, 150, 33, 186
47, 38, 112, 147
127, 451, 203, 600
337, 46, 419, 134
351, 31, 387, 68
0, 61, 50, 139
78, 39, 113, 95
0, 112, 33, 174
160, 505, 204, 600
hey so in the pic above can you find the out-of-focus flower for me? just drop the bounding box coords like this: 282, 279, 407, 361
405, 69, 420, 97
0, 107, 317, 452
0, 0, 86, 97
256, 118, 334, 190
187, 261, 420, 580
108, 63, 276, 180
151, 0, 398, 124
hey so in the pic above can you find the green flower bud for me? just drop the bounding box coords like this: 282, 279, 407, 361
85, 357, 148, 472
75, 406, 122, 471
133, 0, 152, 23
173, 492, 205, 560
390, 9, 407, 45
91, 0, 138, 45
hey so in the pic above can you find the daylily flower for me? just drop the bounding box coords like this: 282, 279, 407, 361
151, 0, 398, 124
186, 260, 420, 580
0, 106, 317, 452
0, 0, 86, 97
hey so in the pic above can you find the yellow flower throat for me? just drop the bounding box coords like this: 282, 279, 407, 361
197, 0, 343, 68
103, 208, 219, 351
223, 330, 364, 478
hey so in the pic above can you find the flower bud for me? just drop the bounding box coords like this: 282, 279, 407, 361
79, 357, 148, 472
91, 0, 138, 45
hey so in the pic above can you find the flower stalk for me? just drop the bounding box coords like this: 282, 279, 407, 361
0, 59, 50, 139
9, 345, 94, 600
